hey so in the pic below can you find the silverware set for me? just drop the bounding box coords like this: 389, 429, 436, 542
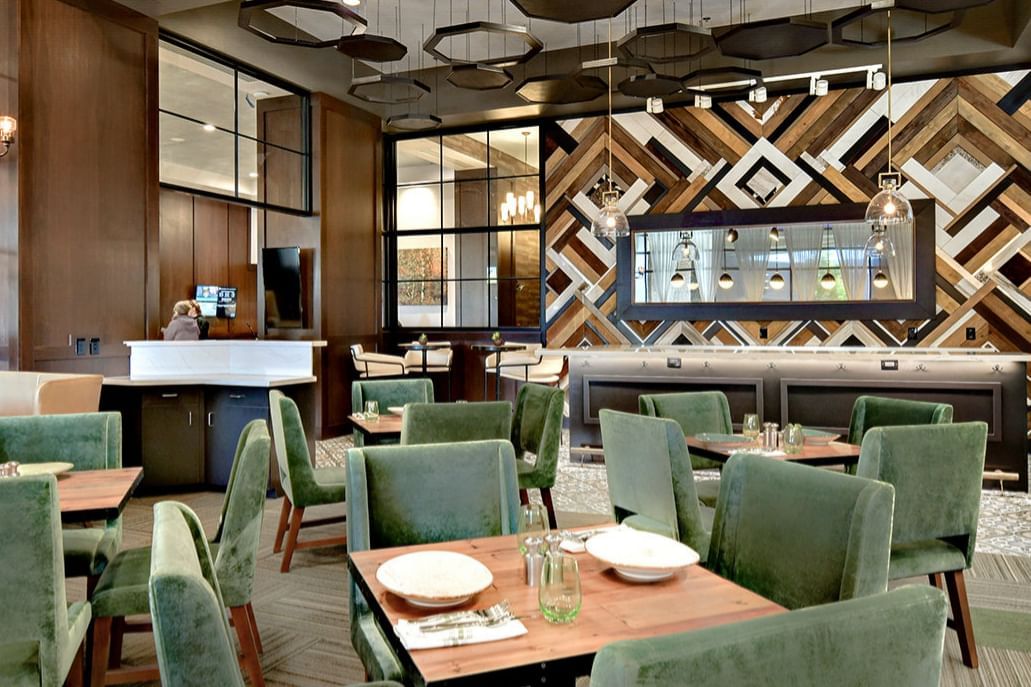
410, 601, 513, 633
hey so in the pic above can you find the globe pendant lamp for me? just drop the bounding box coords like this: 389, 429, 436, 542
873, 271, 890, 289
670, 271, 686, 289
866, 10, 914, 238
592, 18, 629, 240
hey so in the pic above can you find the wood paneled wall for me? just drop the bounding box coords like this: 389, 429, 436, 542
0, 0, 17, 370
158, 189, 258, 338
4, 0, 157, 374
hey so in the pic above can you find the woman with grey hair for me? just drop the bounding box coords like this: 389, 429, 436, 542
163, 300, 201, 341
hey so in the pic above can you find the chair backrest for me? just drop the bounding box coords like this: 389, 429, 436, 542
708, 453, 894, 610
857, 422, 987, 567
639, 391, 732, 471
400, 401, 512, 445
589, 585, 947, 687
848, 395, 953, 444
268, 390, 316, 504
0, 475, 71, 685
352, 379, 434, 416
0, 411, 121, 471
212, 420, 271, 608
150, 501, 245, 687
599, 410, 709, 556
350, 344, 364, 359
511, 383, 565, 484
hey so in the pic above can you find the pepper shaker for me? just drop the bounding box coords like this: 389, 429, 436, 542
523, 536, 544, 587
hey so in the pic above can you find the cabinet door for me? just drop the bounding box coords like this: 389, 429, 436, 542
205, 387, 269, 487
141, 390, 204, 488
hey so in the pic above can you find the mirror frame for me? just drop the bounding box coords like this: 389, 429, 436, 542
615, 200, 936, 322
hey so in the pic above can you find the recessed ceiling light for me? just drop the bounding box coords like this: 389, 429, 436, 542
202, 123, 216, 132
248, 172, 259, 178
170, 137, 185, 143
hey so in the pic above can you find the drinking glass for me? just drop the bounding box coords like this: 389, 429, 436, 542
783, 423, 805, 454
517, 503, 549, 555
539, 554, 582, 624
364, 401, 380, 421
742, 414, 761, 442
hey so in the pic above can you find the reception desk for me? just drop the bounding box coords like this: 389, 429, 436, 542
102, 340, 325, 490
548, 346, 1031, 491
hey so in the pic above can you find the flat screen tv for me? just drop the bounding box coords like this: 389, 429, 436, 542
195, 284, 219, 317
262, 246, 303, 328
217, 287, 237, 319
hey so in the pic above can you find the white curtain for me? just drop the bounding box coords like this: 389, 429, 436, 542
693, 230, 720, 303
735, 228, 771, 302
833, 223, 870, 300
647, 232, 682, 303
886, 223, 914, 300
785, 225, 824, 302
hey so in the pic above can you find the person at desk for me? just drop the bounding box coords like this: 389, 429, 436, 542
189, 299, 210, 340
163, 301, 200, 341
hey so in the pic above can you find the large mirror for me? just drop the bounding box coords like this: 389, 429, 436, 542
616, 201, 935, 321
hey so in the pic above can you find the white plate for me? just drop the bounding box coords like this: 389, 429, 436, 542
586, 529, 699, 580
388, 406, 405, 416
377, 551, 493, 608
17, 462, 75, 477
613, 568, 673, 583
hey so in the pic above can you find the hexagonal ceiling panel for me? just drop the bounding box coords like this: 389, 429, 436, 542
716, 18, 828, 60
238, 0, 366, 48
617, 22, 715, 64
336, 35, 408, 62
508, 0, 639, 24
424, 21, 542, 67
832, 7, 962, 46
516, 74, 607, 105
348, 75, 429, 104
447, 64, 513, 91
896, 0, 995, 12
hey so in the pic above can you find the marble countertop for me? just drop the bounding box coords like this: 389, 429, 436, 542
124, 340, 327, 347
104, 375, 317, 388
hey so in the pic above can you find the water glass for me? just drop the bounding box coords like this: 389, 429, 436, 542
539, 554, 582, 624
742, 413, 761, 442
783, 423, 805, 454
364, 401, 380, 421
517, 503, 549, 555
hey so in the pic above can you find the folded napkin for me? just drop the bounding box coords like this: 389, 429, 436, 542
559, 525, 623, 554
395, 618, 527, 650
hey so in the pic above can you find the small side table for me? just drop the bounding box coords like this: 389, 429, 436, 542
471, 342, 528, 400
397, 341, 452, 398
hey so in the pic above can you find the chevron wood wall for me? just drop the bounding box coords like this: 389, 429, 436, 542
544, 69, 1031, 355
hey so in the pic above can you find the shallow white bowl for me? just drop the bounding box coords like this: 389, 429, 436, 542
586, 529, 699, 583
377, 551, 493, 608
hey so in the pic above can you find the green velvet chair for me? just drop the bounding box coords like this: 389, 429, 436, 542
639, 391, 732, 508
857, 421, 988, 669
269, 390, 348, 573
400, 401, 512, 445
90, 420, 271, 687
599, 410, 712, 561
346, 440, 520, 682
708, 453, 894, 610
512, 383, 565, 529
590, 585, 947, 687
848, 395, 953, 444
0, 474, 90, 687
0, 412, 122, 594
351, 378, 434, 447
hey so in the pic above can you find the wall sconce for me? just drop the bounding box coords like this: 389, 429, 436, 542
0, 116, 16, 159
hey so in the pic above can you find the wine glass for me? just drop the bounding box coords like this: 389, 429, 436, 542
783, 423, 805, 455
517, 503, 549, 555
364, 401, 380, 422
539, 554, 582, 624
742, 414, 760, 443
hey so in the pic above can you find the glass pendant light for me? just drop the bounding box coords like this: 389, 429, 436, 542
865, 10, 914, 236
591, 18, 629, 240
769, 272, 785, 290
873, 271, 890, 289
820, 271, 837, 290
719, 272, 734, 289
673, 232, 699, 264
865, 226, 896, 259
769, 227, 781, 242
670, 271, 686, 288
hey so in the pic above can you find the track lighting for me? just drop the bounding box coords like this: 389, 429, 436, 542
748, 86, 767, 103
694, 94, 712, 109
809, 76, 828, 96
646, 97, 664, 114
866, 69, 886, 91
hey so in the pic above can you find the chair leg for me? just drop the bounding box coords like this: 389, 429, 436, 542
90, 616, 113, 687
86, 575, 100, 600
944, 569, 979, 669
281, 506, 305, 573
246, 602, 263, 655
108, 617, 125, 669
66, 642, 85, 687
230, 606, 265, 686
929, 573, 944, 590
519, 489, 529, 506
273, 497, 292, 554
541, 488, 558, 530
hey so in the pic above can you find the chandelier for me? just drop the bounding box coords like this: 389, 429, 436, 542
499, 131, 541, 225
591, 17, 630, 239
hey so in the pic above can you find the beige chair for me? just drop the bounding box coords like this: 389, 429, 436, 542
349, 344, 407, 379
485, 345, 566, 386
0, 371, 103, 416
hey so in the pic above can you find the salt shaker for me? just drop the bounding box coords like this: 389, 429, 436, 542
762, 422, 780, 451
523, 536, 544, 587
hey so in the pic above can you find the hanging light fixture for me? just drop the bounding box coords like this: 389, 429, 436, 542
672, 232, 700, 264
769, 272, 785, 290
591, 17, 630, 240
865, 10, 914, 242
670, 271, 686, 288
769, 227, 781, 242
820, 226, 837, 290
719, 240, 734, 289
873, 271, 890, 289
726, 228, 739, 244
687, 269, 699, 291
499, 131, 542, 225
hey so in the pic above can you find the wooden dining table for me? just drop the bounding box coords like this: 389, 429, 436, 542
348, 530, 784, 687
349, 413, 403, 441
687, 436, 862, 467
56, 467, 144, 524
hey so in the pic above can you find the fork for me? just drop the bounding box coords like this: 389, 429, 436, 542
412, 601, 511, 632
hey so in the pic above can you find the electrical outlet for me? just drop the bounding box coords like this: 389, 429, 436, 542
759, 326, 768, 339
907, 327, 918, 341
966, 327, 976, 341
89, 338, 100, 356
666, 357, 682, 369
75, 338, 86, 356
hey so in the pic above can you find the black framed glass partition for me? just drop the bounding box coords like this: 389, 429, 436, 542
158, 34, 312, 213
616, 201, 936, 321
386, 126, 543, 330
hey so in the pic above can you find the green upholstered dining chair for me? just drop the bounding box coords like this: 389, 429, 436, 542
346, 440, 520, 682
351, 378, 434, 447
590, 585, 947, 687
708, 453, 894, 610
0, 412, 122, 595
512, 383, 565, 529
269, 390, 348, 573
399, 401, 512, 445
599, 410, 712, 561
0, 474, 90, 687
639, 391, 733, 508
857, 422, 988, 669
90, 420, 271, 687
848, 395, 953, 444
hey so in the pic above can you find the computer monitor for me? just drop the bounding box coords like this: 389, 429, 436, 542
195, 284, 219, 317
